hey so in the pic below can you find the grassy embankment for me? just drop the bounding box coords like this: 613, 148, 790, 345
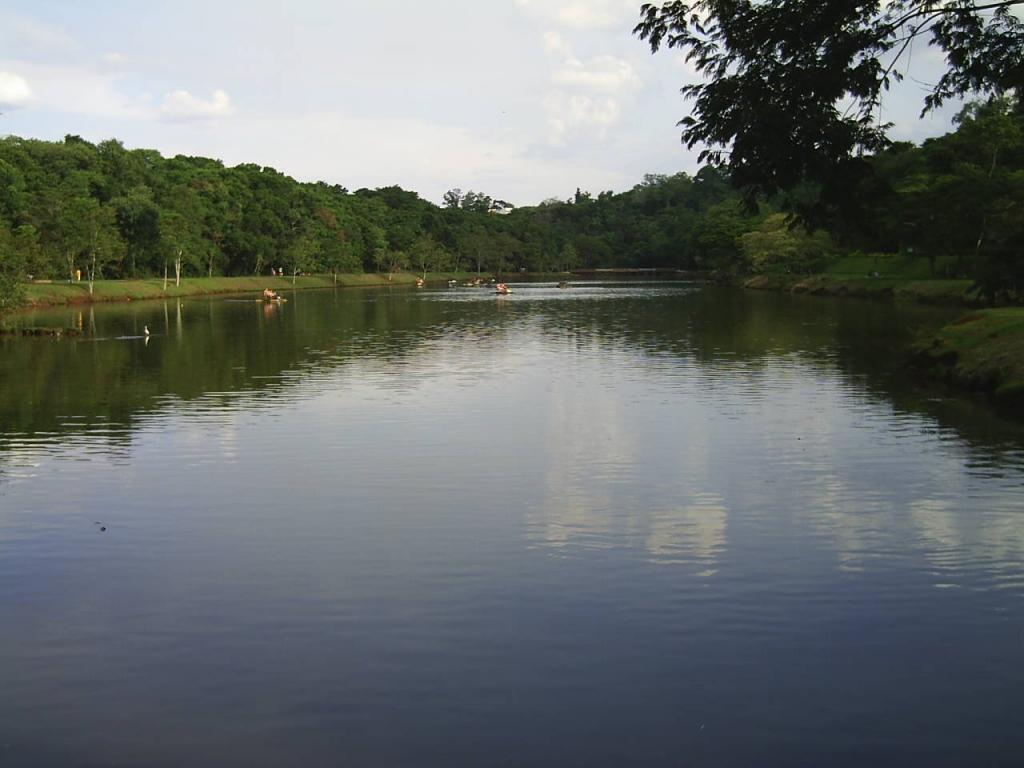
741, 252, 985, 304
742, 253, 1024, 403
15, 272, 420, 310
906, 309, 1024, 401
0, 272, 443, 334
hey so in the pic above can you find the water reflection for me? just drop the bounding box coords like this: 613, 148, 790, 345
527, 352, 636, 552
645, 493, 728, 572
910, 495, 1024, 591
3, 281, 1024, 766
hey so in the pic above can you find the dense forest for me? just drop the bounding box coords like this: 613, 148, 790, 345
0, 96, 1021, 303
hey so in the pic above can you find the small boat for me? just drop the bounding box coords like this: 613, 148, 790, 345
494, 283, 513, 295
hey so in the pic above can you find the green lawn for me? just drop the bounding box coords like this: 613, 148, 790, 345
911, 308, 1024, 400
823, 253, 963, 280
13, 272, 448, 310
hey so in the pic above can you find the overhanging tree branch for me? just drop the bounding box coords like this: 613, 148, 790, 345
635, 1, 1024, 223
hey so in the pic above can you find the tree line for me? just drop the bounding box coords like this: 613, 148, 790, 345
0, 95, 1021, 304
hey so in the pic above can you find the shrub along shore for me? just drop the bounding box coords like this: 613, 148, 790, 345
4, 271, 1024, 407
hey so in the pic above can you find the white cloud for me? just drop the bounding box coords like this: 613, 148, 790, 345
99, 52, 128, 71
1, 61, 147, 120
543, 30, 572, 57
516, 0, 636, 30
0, 71, 36, 111
159, 89, 235, 123
544, 93, 621, 145
537, 26, 637, 146
553, 54, 639, 92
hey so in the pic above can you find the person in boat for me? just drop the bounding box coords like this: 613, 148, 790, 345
263, 288, 280, 300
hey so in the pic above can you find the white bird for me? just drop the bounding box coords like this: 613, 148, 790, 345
144, 325, 150, 336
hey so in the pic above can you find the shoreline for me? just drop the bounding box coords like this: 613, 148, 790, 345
5, 273, 425, 315
739, 274, 990, 306
741, 274, 1024, 406
6, 271, 1024, 407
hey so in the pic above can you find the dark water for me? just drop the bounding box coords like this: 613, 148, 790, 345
1, 282, 1023, 767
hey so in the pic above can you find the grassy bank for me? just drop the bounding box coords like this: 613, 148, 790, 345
908, 309, 1024, 401
741, 274, 984, 305
11, 272, 438, 313
741, 250, 996, 305
740, 260, 1024, 404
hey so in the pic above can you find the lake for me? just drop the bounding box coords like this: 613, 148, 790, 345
1, 280, 1023, 767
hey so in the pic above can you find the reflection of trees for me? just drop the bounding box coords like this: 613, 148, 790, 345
4, 281, 1023, 481
0, 288, 455, 446
531, 283, 1021, 452
0, 285, 547, 472
4, 282, 1024, 581
517, 283, 1024, 581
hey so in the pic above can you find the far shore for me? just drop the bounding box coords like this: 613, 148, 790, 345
7, 272, 431, 313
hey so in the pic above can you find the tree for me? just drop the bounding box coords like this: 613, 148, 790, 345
461, 190, 493, 213
684, 200, 749, 274
635, 1, 1024, 223
443, 188, 463, 209
285, 224, 320, 283
161, 211, 199, 286
738, 212, 835, 274
410, 234, 448, 279
375, 248, 409, 280
79, 201, 123, 293
0, 226, 28, 309
161, 186, 207, 285
558, 241, 580, 272
111, 186, 160, 276
51, 195, 96, 282
462, 226, 495, 274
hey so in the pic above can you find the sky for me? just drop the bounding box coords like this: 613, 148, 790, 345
0, 0, 966, 208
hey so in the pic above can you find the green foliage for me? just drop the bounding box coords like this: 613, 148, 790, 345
849, 96, 1024, 293
0, 227, 28, 309
0, 99, 1022, 292
635, 0, 1024, 224
0, 133, 754, 284
738, 213, 835, 274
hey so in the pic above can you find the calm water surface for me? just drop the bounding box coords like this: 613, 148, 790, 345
1, 281, 1023, 767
